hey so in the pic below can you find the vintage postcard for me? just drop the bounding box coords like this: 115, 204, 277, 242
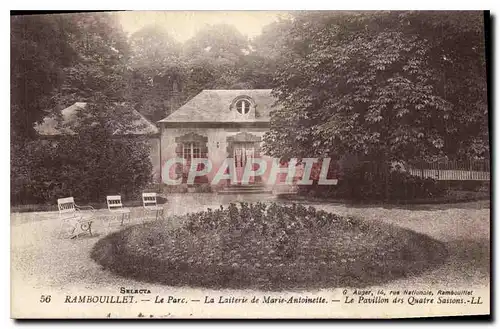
10, 10, 490, 319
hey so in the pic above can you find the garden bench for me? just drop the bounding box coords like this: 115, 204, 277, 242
142, 192, 165, 221
57, 197, 95, 238
106, 195, 131, 226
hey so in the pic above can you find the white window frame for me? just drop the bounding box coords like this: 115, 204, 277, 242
181, 142, 203, 161
236, 99, 251, 115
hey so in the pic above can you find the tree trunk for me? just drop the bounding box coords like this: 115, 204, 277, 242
384, 161, 389, 202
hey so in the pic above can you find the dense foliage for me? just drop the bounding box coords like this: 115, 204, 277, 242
127, 22, 278, 122
11, 11, 489, 205
11, 13, 280, 206
11, 131, 152, 205
263, 11, 488, 163
11, 15, 77, 141
11, 13, 151, 205
91, 202, 447, 290
298, 164, 446, 201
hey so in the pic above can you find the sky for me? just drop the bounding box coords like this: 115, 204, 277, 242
117, 11, 289, 42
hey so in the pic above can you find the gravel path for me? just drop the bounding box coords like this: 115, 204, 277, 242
11, 195, 490, 318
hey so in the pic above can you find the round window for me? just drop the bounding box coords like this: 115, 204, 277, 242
236, 99, 251, 114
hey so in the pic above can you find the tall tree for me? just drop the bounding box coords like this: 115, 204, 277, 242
399, 11, 488, 158
11, 13, 153, 205
11, 14, 76, 141
129, 25, 182, 78
183, 24, 250, 93
128, 25, 184, 121
227, 18, 295, 91
263, 11, 488, 163
53, 12, 131, 105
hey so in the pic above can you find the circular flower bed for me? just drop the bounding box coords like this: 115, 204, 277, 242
91, 202, 447, 290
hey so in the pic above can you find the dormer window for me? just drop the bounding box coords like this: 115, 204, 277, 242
236, 99, 251, 114
230, 96, 256, 119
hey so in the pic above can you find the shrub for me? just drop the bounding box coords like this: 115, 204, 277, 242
10, 128, 153, 205
299, 163, 446, 201
91, 202, 448, 290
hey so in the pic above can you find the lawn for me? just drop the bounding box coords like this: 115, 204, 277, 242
11, 195, 490, 296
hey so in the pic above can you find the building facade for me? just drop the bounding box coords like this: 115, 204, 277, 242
158, 89, 284, 189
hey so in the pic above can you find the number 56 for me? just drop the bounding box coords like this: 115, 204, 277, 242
40, 295, 51, 303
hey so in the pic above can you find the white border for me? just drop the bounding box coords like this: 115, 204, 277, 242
2, 2, 497, 328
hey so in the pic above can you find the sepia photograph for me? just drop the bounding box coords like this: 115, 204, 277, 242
9, 9, 490, 319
